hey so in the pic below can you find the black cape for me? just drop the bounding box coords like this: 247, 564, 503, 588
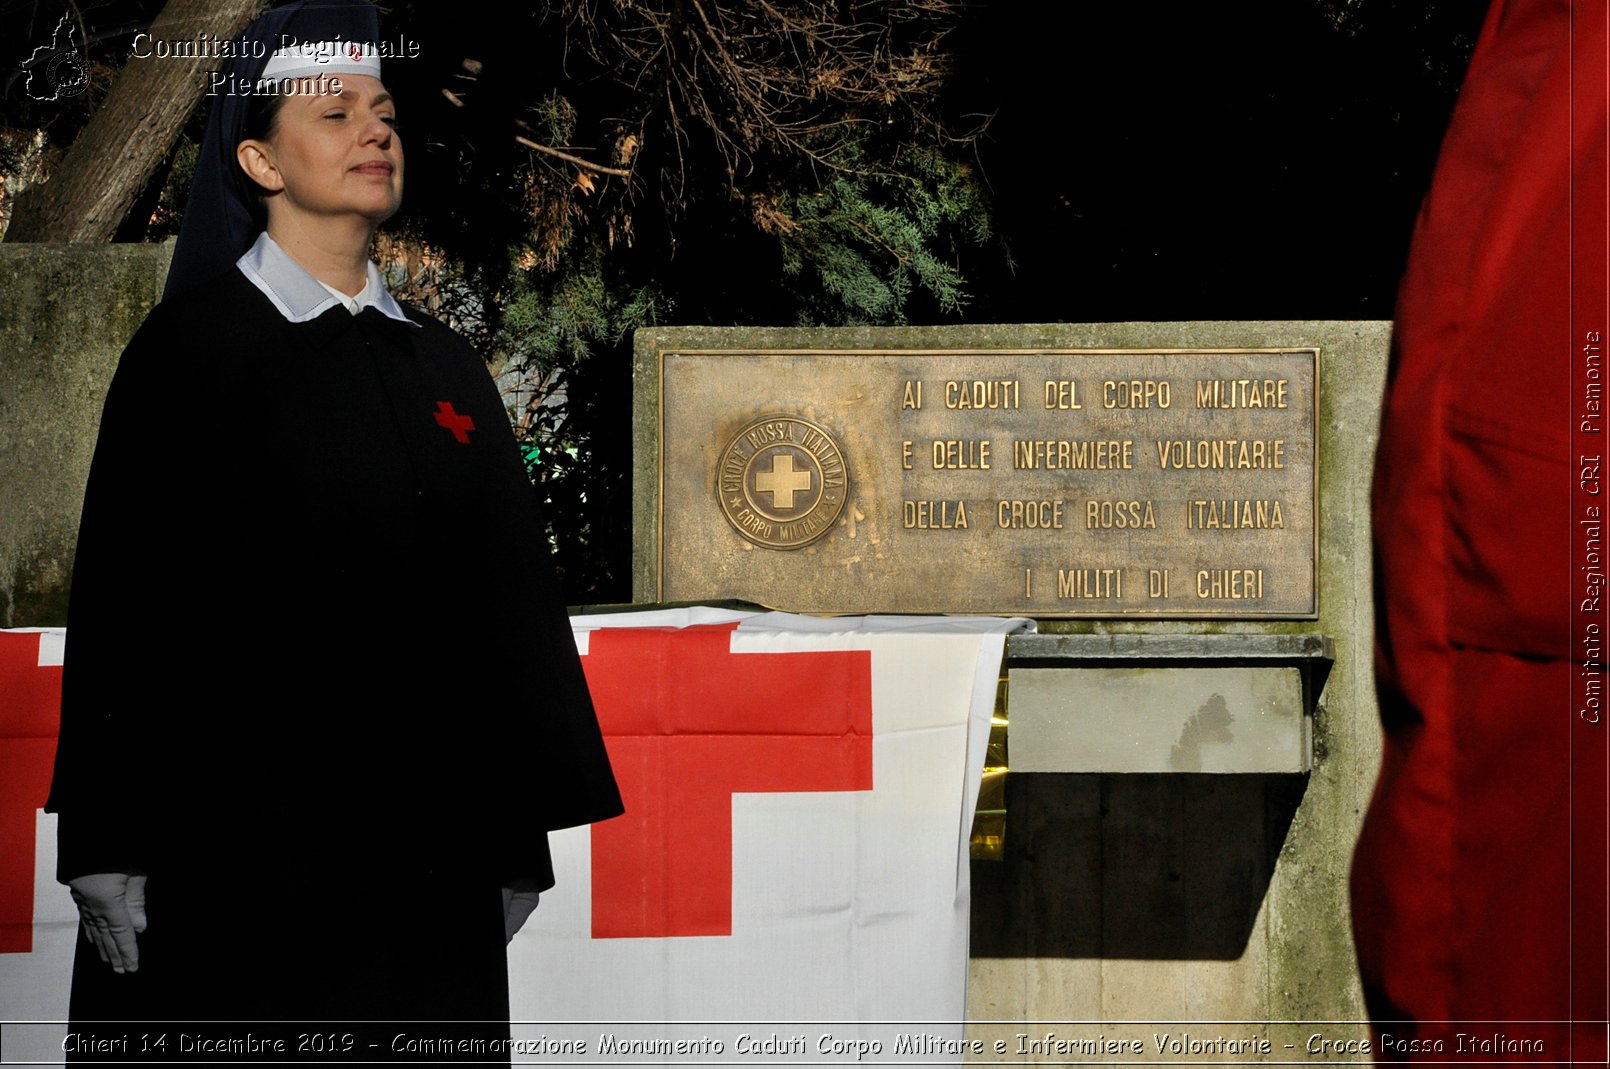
46, 267, 623, 1038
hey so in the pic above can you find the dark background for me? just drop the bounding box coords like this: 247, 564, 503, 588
3, 1, 1486, 318
945, 3, 1485, 324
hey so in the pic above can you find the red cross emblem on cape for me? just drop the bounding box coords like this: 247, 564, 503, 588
579, 624, 873, 938
432, 401, 475, 444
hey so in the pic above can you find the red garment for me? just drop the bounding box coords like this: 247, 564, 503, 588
1353, 0, 1607, 1060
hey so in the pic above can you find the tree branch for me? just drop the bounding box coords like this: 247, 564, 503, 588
6, 0, 263, 243
514, 135, 631, 177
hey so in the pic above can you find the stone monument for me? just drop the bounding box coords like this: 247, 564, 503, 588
634, 320, 1389, 1041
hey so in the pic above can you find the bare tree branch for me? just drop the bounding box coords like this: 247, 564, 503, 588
515, 135, 631, 177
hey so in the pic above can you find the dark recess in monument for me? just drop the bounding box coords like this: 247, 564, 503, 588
966, 644, 1331, 959
971, 774, 1309, 960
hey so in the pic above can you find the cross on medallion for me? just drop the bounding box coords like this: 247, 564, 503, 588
432, 401, 475, 444
753, 453, 812, 510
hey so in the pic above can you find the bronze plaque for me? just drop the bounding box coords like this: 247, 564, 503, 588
716, 415, 849, 549
655, 349, 1318, 617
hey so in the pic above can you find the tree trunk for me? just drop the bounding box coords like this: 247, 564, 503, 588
6, 0, 262, 243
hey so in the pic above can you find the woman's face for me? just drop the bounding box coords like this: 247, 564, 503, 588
237, 74, 403, 228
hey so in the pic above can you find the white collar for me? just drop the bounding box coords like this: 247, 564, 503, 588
318, 274, 376, 315
235, 232, 418, 327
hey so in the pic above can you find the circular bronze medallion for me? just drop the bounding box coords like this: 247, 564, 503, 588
716, 415, 849, 550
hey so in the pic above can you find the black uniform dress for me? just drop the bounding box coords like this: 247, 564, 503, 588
47, 263, 622, 1050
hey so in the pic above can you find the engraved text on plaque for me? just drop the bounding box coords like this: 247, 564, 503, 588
654, 349, 1318, 617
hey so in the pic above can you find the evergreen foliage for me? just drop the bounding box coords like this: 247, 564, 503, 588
774, 144, 988, 325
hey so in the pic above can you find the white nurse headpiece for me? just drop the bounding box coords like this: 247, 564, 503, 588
261, 39, 382, 82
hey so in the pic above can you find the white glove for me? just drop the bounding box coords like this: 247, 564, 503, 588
501, 882, 542, 944
68, 872, 147, 974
